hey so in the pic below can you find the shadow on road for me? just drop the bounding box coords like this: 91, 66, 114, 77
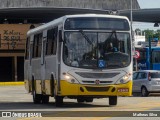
0, 101, 110, 110
132, 92, 160, 97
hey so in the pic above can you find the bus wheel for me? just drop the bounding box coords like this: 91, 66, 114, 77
109, 96, 117, 106
55, 96, 63, 107
32, 89, 42, 104
77, 98, 85, 103
85, 98, 93, 102
42, 95, 49, 104
51, 75, 55, 97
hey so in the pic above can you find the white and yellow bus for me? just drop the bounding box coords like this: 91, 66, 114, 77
24, 14, 133, 107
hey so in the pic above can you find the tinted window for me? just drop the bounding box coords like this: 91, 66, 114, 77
133, 72, 138, 80
65, 17, 129, 30
151, 72, 160, 78
33, 33, 42, 58
137, 72, 146, 79
46, 27, 58, 55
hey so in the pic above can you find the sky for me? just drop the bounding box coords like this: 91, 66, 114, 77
138, 0, 160, 9
133, 0, 160, 31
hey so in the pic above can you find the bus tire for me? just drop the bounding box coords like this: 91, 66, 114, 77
85, 98, 93, 102
42, 95, 49, 104
77, 98, 85, 103
32, 89, 42, 104
32, 78, 42, 104
109, 96, 117, 106
51, 75, 55, 97
55, 96, 63, 107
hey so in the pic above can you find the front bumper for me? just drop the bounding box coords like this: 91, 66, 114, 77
59, 80, 132, 97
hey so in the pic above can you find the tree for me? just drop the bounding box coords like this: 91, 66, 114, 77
134, 29, 160, 41
142, 29, 154, 41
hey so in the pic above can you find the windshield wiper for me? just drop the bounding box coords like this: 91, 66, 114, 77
79, 30, 93, 45
105, 30, 118, 44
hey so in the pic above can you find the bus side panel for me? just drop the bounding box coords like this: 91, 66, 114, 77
44, 79, 52, 95
36, 80, 42, 94
32, 59, 41, 79
44, 56, 57, 95
32, 58, 41, 94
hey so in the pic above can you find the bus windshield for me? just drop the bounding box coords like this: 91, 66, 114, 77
63, 31, 131, 69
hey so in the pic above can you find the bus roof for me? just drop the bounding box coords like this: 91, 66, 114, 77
64, 14, 129, 19
27, 14, 129, 36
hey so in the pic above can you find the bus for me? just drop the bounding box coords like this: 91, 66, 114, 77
24, 14, 133, 107
134, 47, 160, 70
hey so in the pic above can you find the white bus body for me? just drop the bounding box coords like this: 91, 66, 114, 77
24, 14, 133, 106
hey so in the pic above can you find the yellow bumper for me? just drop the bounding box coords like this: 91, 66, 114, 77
60, 80, 132, 97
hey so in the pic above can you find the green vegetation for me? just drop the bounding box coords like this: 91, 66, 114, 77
135, 29, 160, 41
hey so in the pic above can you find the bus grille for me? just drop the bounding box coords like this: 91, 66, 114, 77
82, 80, 112, 84
75, 72, 120, 78
85, 86, 110, 92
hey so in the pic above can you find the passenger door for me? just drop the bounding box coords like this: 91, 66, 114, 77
41, 30, 47, 87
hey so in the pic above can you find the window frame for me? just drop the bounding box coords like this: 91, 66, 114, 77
46, 27, 58, 56
32, 33, 43, 58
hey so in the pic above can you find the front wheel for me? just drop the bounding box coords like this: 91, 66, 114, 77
55, 96, 63, 107
77, 98, 85, 103
109, 96, 117, 106
32, 89, 42, 104
42, 95, 49, 104
141, 87, 149, 97
85, 98, 93, 102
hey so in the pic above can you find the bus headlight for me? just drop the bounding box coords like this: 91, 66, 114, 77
116, 73, 132, 84
63, 74, 79, 84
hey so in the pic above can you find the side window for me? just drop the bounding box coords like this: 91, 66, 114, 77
46, 27, 58, 55
33, 33, 42, 58
133, 72, 138, 80
25, 37, 30, 60
37, 33, 42, 57
137, 72, 146, 79
33, 35, 38, 58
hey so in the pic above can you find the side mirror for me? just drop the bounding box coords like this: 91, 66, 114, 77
59, 30, 63, 42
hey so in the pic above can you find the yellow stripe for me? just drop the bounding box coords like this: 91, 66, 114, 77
0, 82, 24, 86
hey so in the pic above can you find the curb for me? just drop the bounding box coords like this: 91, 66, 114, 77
0, 82, 24, 86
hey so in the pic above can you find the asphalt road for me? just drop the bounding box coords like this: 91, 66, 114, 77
0, 86, 160, 120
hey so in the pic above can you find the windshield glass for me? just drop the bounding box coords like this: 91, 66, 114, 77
63, 31, 131, 69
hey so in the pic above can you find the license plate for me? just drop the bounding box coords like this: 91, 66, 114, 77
118, 88, 129, 92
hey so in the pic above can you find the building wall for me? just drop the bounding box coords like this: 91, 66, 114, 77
0, 24, 30, 50
0, 0, 140, 81
0, 24, 38, 81
0, 0, 140, 10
